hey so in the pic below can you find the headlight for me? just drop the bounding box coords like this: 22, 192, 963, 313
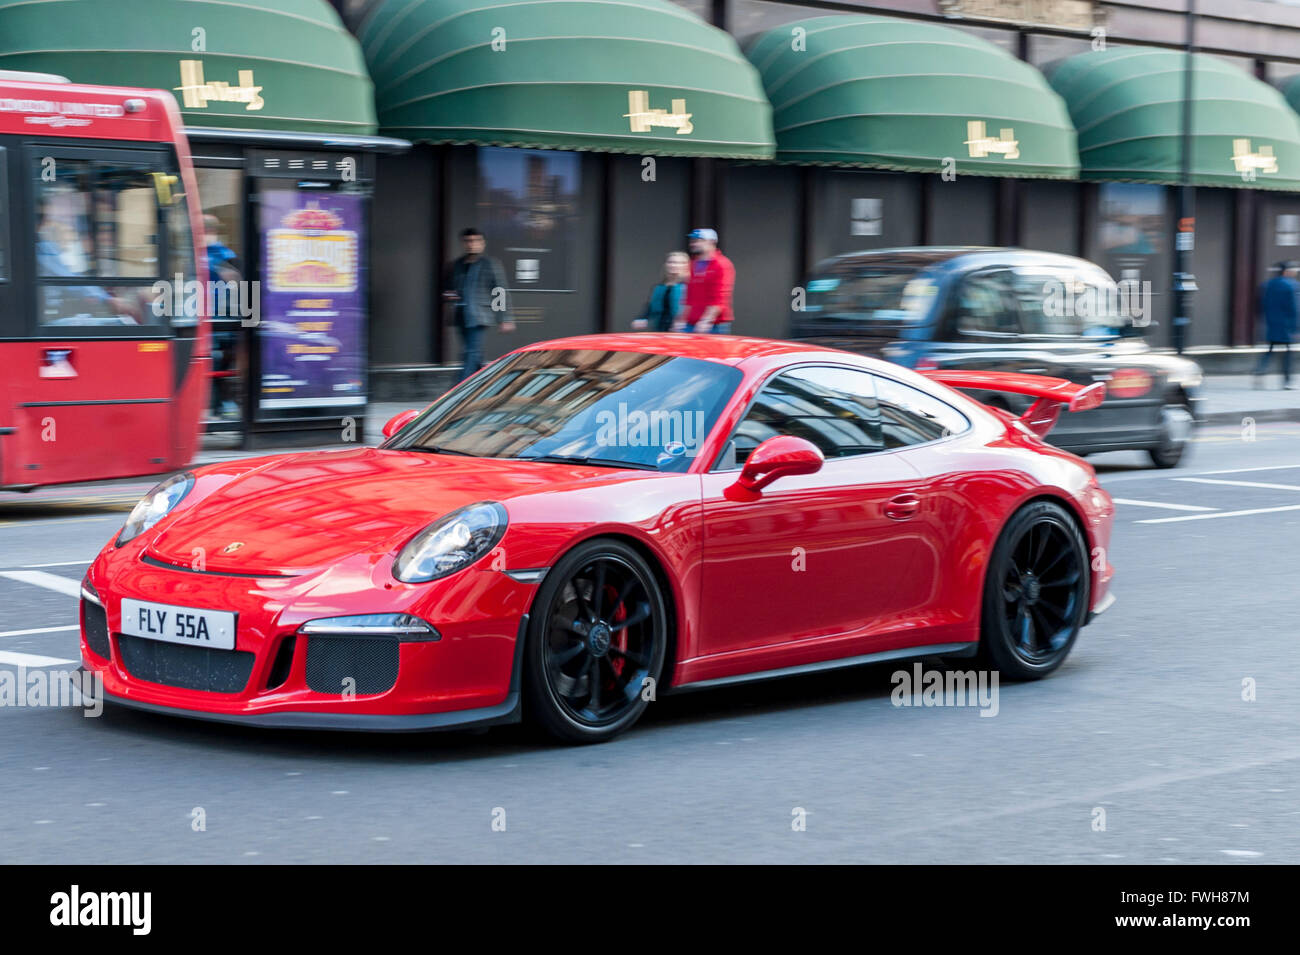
393, 502, 506, 583
116, 472, 194, 547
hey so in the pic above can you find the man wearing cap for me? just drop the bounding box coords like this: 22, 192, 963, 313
674, 228, 735, 334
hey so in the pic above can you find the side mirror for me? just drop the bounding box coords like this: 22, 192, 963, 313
729, 436, 824, 500
382, 409, 420, 439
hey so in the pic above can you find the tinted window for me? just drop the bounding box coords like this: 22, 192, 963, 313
954, 269, 1017, 335
730, 366, 882, 465
388, 349, 741, 472
875, 376, 969, 449
1011, 267, 1082, 336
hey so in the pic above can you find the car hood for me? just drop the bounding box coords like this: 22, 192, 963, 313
145, 447, 618, 575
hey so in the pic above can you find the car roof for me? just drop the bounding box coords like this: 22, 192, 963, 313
515, 333, 845, 366
813, 246, 1106, 276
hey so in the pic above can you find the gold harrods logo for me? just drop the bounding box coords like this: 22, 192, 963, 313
176, 60, 264, 111
625, 90, 693, 135
1232, 138, 1278, 177
965, 120, 1020, 159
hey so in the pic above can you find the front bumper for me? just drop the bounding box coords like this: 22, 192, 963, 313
81, 546, 535, 730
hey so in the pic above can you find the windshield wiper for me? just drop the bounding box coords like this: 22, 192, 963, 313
515, 454, 661, 471
406, 444, 477, 457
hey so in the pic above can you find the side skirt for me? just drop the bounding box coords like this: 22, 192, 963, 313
667, 640, 979, 694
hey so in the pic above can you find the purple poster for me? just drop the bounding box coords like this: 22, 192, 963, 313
258, 189, 366, 415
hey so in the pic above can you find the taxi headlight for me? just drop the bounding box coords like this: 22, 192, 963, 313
116, 472, 194, 547
393, 503, 506, 583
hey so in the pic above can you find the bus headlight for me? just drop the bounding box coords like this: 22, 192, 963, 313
116, 472, 194, 547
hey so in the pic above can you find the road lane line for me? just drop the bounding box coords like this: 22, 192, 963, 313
1137, 503, 1300, 524
1195, 464, 1300, 475
21, 560, 92, 569
1111, 498, 1217, 512
0, 650, 76, 667
0, 625, 78, 638
0, 571, 81, 598
1176, 477, 1300, 491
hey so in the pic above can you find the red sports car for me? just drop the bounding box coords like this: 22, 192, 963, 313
81, 334, 1115, 743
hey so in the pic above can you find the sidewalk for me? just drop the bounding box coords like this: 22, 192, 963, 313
1197, 375, 1300, 424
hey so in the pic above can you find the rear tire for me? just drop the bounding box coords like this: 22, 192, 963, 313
523, 539, 667, 744
978, 500, 1089, 680
1147, 398, 1194, 469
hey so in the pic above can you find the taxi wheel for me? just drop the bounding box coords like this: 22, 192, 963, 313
1148, 399, 1194, 469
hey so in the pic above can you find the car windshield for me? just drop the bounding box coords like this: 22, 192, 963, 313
386, 348, 742, 472
804, 266, 939, 322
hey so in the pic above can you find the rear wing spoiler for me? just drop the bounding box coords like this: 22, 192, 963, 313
920, 370, 1106, 439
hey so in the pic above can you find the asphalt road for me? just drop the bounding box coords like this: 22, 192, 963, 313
2, 423, 1299, 864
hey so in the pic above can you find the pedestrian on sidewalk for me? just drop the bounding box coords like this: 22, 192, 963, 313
443, 227, 514, 382
631, 251, 689, 331
673, 228, 735, 334
1254, 261, 1298, 390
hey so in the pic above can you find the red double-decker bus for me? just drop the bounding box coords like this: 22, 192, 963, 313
0, 70, 207, 489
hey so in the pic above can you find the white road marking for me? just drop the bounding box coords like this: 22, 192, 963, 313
1176, 477, 1300, 492
1111, 498, 1217, 512
1195, 464, 1300, 475
0, 570, 81, 598
0, 650, 76, 667
0, 625, 78, 638
21, 560, 92, 569
1137, 503, 1300, 525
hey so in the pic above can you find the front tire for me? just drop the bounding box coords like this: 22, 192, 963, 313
978, 500, 1089, 679
523, 539, 667, 744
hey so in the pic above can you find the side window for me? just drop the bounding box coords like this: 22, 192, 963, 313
730, 366, 882, 466
34, 154, 164, 328
0, 146, 8, 281
954, 269, 1016, 335
1011, 267, 1082, 336
875, 375, 969, 449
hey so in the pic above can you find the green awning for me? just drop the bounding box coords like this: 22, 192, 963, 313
0, 0, 376, 135
746, 14, 1078, 178
358, 0, 774, 158
1047, 48, 1300, 190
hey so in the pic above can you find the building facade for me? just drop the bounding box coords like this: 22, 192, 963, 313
327, 0, 1300, 396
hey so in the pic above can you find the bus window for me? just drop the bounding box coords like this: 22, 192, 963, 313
34, 157, 163, 327
0, 146, 8, 281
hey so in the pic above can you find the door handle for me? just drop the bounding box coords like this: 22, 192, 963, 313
884, 493, 921, 521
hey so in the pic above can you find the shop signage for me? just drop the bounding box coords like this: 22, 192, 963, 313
965, 121, 1020, 159
1231, 138, 1278, 178
938, 0, 1099, 31
625, 91, 693, 135
176, 60, 264, 111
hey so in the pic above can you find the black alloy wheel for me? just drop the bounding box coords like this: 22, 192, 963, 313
979, 500, 1090, 679
523, 539, 667, 743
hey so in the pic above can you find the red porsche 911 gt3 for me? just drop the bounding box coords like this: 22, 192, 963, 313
81, 334, 1115, 743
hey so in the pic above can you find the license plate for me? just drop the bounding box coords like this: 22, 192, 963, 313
120, 598, 236, 651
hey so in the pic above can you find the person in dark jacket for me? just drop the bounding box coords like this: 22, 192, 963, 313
631, 251, 689, 331
443, 227, 514, 381
1254, 261, 1299, 390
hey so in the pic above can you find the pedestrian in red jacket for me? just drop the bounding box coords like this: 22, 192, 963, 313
673, 228, 735, 334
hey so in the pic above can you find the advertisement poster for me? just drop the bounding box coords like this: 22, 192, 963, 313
476, 146, 579, 292
258, 189, 366, 415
